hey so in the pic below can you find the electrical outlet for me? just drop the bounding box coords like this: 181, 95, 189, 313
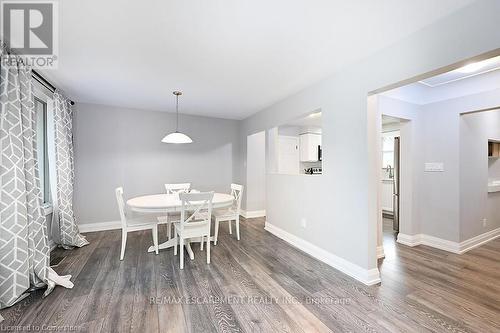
482, 218, 487, 227
300, 218, 307, 228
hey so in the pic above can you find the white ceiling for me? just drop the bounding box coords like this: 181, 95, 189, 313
381, 66, 500, 105
41, 0, 474, 119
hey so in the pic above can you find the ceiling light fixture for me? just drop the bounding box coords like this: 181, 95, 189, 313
161, 91, 193, 144
455, 61, 487, 74
455, 56, 500, 74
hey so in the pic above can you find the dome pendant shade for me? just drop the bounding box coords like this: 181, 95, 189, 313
161, 131, 193, 144
162, 91, 192, 144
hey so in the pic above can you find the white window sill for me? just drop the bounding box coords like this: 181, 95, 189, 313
42, 204, 53, 216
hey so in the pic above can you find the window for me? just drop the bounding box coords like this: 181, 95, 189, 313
382, 136, 395, 168
35, 97, 50, 204
381, 131, 399, 169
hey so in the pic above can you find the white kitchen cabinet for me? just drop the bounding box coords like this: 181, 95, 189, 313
381, 179, 393, 213
299, 133, 321, 162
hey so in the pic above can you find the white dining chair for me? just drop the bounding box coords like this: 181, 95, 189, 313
173, 191, 214, 269
115, 187, 159, 260
165, 183, 191, 194
213, 183, 243, 245
158, 183, 192, 240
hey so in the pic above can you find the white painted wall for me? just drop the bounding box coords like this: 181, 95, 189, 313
266, 128, 279, 174
418, 89, 500, 242
375, 96, 422, 254
378, 89, 500, 246
460, 109, 500, 240
246, 131, 266, 212
278, 126, 301, 136
419, 101, 461, 241
237, 1, 500, 284
73, 103, 240, 225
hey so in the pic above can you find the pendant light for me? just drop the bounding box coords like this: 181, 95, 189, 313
161, 91, 193, 144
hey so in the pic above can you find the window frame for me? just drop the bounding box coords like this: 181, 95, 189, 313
33, 83, 54, 214
34, 96, 50, 203
381, 130, 400, 169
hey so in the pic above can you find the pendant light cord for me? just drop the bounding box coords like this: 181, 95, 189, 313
176, 93, 179, 132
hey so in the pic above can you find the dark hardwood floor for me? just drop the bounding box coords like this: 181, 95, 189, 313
1, 217, 499, 332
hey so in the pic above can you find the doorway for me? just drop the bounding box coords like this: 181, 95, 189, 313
246, 131, 266, 217
372, 52, 500, 263
380, 116, 403, 243
370, 98, 415, 260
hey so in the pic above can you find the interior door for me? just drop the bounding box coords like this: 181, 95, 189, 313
393, 137, 400, 232
278, 136, 299, 174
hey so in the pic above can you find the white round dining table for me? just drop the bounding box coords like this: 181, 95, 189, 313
127, 192, 234, 255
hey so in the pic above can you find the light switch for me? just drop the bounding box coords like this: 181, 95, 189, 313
424, 162, 444, 172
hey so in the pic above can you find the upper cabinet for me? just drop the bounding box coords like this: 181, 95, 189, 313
299, 133, 322, 162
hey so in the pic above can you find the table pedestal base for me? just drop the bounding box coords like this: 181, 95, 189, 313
147, 236, 215, 259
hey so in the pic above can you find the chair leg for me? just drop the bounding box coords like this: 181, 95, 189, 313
207, 234, 210, 264
152, 225, 159, 255
120, 230, 127, 261
214, 219, 220, 245
174, 231, 178, 256
200, 236, 204, 251
236, 217, 240, 241
167, 221, 172, 240
180, 238, 184, 269
228, 219, 232, 234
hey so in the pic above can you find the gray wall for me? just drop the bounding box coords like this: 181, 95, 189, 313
376, 96, 422, 250
379, 91, 500, 244
73, 103, 240, 224
460, 109, 500, 240
419, 102, 461, 241
236, 0, 500, 276
245, 131, 266, 212
418, 90, 500, 242
69, 1, 500, 284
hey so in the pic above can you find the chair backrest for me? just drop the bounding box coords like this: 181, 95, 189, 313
165, 183, 191, 194
115, 187, 127, 228
230, 183, 243, 213
179, 191, 214, 232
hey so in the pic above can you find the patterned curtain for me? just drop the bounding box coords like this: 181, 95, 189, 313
0, 46, 50, 308
49, 91, 88, 248
0, 44, 75, 309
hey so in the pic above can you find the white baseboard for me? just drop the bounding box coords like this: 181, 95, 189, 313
264, 222, 381, 286
422, 234, 461, 253
376, 245, 385, 259
79, 212, 268, 232
241, 209, 266, 219
397, 227, 500, 254
396, 233, 421, 247
459, 227, 500, 253
397, 233, 460, 252
78, 220, 122, 233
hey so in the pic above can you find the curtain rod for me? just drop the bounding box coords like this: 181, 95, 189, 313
32, 70, 75, 105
